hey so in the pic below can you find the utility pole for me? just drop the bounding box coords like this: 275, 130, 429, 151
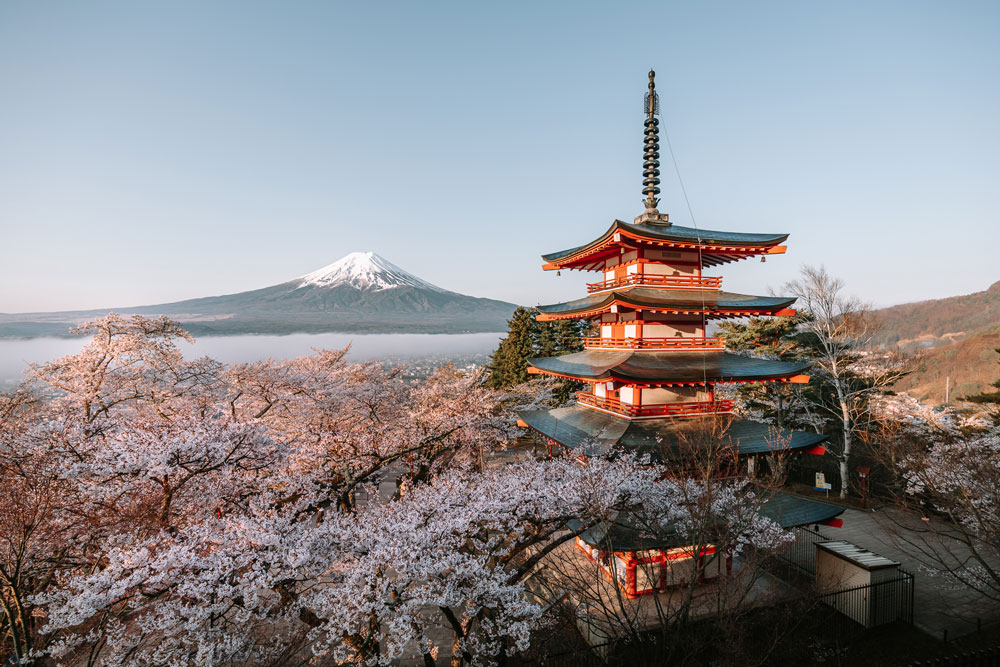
945, 376, 950, 404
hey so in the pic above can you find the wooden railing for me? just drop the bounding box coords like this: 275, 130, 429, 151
576, 393, 733, 418
583, 336, 724, 351
586, 274, 722, 293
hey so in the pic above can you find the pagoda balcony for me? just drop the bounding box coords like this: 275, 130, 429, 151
576, 393, 734, 419
586, 274, 722, 293
583, 336, 725, 351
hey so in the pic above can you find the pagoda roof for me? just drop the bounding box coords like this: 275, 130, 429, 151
541, 220, 789, 270
527, 350, 812, 385
535, 288, 796, 321
518, 404, 826, 458
571, 491, 843, 552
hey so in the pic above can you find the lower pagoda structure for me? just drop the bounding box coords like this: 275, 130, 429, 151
518, 71, 843, 598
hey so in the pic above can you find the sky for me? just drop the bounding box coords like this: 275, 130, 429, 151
1, 1, 998, 314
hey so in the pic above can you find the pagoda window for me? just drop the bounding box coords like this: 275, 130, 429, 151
626, 263, 639, 276
594, 383, 607, 398
623, 323, 638, 339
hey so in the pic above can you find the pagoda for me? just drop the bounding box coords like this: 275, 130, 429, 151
518, 71, 841, 598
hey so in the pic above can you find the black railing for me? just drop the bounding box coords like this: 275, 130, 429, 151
907, 646, 1000, 667
774, 526, 916, 629
776, 525, 832, 575
818, 568, 915, 629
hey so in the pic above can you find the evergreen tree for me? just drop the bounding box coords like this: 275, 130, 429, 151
553, 319, 586, 354
485, 307, 536, 389
534, 318, 559, 358
549, 319, 587, 403
967, 347, 1000, 405
717, 314, 815, 428
484, 309, 588, 401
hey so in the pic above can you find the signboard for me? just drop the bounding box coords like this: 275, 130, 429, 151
815, 472, 832, 495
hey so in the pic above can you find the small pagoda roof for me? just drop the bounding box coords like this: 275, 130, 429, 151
571, 492, 844, 552
541, 220, 789, 271
518, 404, 826, 458
527, 350, 812, 385
535, 288, 795, 321
758, 493, 846, 529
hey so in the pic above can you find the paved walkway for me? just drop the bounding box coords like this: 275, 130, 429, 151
817, 505, 1000, 640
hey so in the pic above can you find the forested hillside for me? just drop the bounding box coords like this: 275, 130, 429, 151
893, 325, 1000, 404
873, 281, 1000, 403
875, 281, 1000, 347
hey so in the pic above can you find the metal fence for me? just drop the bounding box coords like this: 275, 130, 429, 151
773, 526, 916, 629
907, 646, 1000, 667
776, 524, 832, 575
818, 568, 915, 628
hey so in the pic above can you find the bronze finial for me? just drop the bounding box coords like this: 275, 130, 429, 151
637, 70, 669, 225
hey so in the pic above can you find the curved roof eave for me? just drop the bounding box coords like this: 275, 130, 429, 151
536, 289, 797, 317
527, 350, 812, 383
541, 220, 791, 263
518, 405, 828, 458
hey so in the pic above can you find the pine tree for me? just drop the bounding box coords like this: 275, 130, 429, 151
485, 309, 588, 397
485, 307, 537, 389
717, 314, 814, 428
553, 319, 586, 354
967, 348, 1000, 405
534, 319, 558, 358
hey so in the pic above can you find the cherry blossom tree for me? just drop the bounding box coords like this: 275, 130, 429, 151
871, 394, 1000, 602
28, 314, 223, 424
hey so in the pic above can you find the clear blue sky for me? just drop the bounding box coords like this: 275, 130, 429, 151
1, 1, 998, 313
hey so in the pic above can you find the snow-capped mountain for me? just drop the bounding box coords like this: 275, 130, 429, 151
0, 252, 518, 337
297, 252, 449, 293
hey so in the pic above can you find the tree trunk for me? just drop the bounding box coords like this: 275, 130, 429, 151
838, 396, 851, 498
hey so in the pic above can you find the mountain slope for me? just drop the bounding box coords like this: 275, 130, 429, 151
0, 252, 519, 337
873, 280, 1000, 403
875, 281, 1000, 347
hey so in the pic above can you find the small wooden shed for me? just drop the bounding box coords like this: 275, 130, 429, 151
815, 540, 902, 627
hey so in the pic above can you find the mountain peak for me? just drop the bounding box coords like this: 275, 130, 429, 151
297, 252, 448, 292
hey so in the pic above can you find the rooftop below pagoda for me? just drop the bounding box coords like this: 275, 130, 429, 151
527, 349, 812, 384
535, 288, 796, 321
518, 404, 827, 459
568, 491, 843, 552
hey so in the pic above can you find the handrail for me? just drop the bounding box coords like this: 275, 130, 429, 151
576, 393, 734, 418
587, 274, 722, 293
583, 336, 724, 350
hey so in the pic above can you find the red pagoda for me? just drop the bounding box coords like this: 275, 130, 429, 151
518, 71, 841, 598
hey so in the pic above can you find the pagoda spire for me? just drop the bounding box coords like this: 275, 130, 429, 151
637, 69, 669, 225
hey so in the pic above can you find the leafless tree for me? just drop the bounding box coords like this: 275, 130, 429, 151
785, 266, 911, 497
